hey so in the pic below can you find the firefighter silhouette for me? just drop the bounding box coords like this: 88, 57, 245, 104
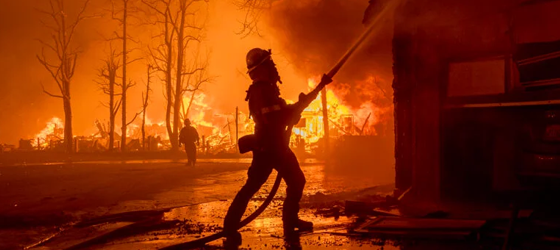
179, 119, 199, 166
223, 48, 332, 247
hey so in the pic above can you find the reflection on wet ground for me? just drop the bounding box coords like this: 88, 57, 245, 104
8, 158, 331, 167
6, 159, 417, 249
8, 158, 254, 167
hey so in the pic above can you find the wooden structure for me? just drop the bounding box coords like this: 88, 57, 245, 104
391, 0, 560, 203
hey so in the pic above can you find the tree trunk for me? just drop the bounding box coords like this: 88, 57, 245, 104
165, 68, 173, 148
164, 13, 174, 149
185, 90, 196, 118
165, 82, 173, 146
63, 96, 73, 154
142, 65, 150, 151
142, 111, 146, 151
109, 75, 115, 151
121, 0, 128, 152
121, 87, 127, 152
172, 5, 187, 152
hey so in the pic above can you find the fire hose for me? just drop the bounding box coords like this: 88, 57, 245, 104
160, 9, 388, 249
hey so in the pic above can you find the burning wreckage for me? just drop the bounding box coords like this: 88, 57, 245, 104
19, 87, 390, 158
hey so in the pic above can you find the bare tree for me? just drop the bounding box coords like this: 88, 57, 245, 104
141, 64, 153, 150
108, 0, 141, 152
96, 46, 122, 151
143, 0, 176, 150
232, 0, 274, 37
143, 0, 208, 151
181, 47, 211, 120
37, 0, 90, 154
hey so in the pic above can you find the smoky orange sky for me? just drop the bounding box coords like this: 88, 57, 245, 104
0, 0, 394, 145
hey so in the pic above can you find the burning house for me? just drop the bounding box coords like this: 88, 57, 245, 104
388, 0, 560, 206
31, 117, 65, 150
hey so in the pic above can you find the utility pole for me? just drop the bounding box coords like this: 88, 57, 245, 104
226, 118, 233, 146
235, 106, 239, 153
321, 88, 330, 156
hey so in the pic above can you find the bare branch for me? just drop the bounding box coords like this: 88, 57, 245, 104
126, 80, 137, 88
126, 112, 140, 126
67, 0, 93, 44
114, 98, 122, 116
36, 53, 63, 92
100, 101, 110, 109
181, 67, 205, 76
41, 84, 63, 99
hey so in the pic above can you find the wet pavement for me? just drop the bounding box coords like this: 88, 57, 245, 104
0, 158, 399, 249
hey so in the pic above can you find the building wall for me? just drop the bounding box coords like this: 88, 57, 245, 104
391, 0, 560, 201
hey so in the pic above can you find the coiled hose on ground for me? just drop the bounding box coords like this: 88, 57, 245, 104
160, 172, 283, 250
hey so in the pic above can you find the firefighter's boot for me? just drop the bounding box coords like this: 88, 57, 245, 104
284, 218, 313, 234
224, 231, 242, 248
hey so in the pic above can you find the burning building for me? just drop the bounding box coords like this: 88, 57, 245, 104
31, 117, 64, 150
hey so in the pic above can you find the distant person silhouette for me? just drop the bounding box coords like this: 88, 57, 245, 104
179, 119, 199, 166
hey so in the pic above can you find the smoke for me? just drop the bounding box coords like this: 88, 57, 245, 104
259, 0, 395, 180
265, 0, 394, 109
268, 0, 392, 94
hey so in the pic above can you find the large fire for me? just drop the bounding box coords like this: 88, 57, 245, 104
30, 77, 385, 154
290, 78, 381, 152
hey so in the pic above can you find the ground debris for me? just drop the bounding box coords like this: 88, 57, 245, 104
174, 219, 223, 235
351, 216, 486, 240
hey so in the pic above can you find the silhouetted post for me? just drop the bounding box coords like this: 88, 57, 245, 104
235, 106, 239, 152
37, 138, 41, 151
227, 118, 233, 145
321, 89, 330, 155
141, 65, 152, 151
202, 135, 206, 155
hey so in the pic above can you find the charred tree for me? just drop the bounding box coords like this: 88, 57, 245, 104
232, 0, 273, 37
141, 65, 153, 151
121, 0, 130, 152
111, 0, 138, 152
97, 47, 122, 151
143, 0, 208, 152
37, 0, 90, 154
172, 0, 189, 152
143, 0, 178, 150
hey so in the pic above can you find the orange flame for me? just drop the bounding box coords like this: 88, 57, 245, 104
33, 117, 64, 148
31, 77, 385, 154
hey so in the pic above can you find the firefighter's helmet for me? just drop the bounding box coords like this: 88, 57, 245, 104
246, 48, 272, 73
